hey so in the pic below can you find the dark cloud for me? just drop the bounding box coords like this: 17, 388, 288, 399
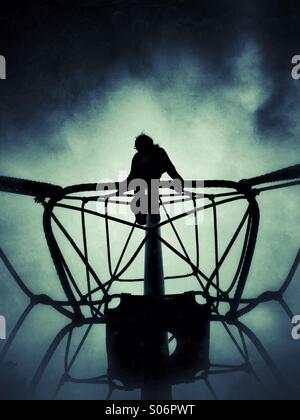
244, 1, 300, 141
1, 0, 299, 153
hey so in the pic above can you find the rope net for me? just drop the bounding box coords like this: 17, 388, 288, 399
0, 167, 299, 400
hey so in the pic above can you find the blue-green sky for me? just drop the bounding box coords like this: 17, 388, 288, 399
0, 0, 299, 400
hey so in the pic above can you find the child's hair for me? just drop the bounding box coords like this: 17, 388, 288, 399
135, 134, 156, 152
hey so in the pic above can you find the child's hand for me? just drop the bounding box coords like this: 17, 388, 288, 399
35, 195, 45, 204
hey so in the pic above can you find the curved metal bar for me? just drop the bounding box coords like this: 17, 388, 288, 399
235, 320, 287, 389
0, 248, 34, 299
280, 248, 300, 294
0, 303, 34, 364
229, 194, 260, 315
43, 199, 83, 321
30, 323, 74, 393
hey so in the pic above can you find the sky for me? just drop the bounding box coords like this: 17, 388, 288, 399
0, 0, 299, 400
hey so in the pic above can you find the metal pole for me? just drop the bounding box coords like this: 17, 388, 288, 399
141, 214, 173, 401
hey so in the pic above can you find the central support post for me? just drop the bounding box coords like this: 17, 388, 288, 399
141, 214, 173, 401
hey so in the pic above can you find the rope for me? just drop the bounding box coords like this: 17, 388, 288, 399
243, 164, 300, 187
0, 176, 63, 198
1, 174, 299, 400
211, 197, 221, 309
81, 201, 95, 317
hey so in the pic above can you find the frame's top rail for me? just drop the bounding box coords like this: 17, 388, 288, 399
0, 176, 63, 198
0, 162, 299, 200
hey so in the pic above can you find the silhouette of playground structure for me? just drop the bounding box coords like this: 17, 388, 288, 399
0, 164, 299, 400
